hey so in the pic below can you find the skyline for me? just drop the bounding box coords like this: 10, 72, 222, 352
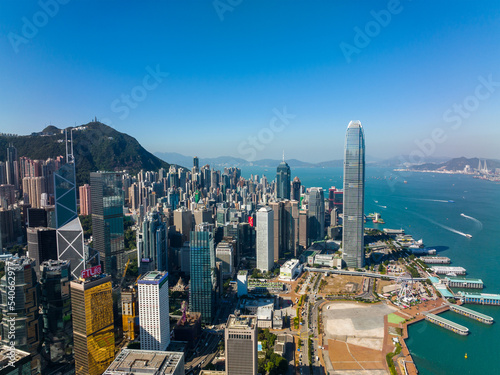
1, 1, 500, 163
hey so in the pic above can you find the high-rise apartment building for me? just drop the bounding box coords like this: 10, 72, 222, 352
71, 274, 115, 375
39, 260, 73, 365
138, 271, 170, 351
276, 158, 291, 200
308, 187, 325, 242
0, 257, 43, 373
90, 172, 125, 276
225, 314, 258, 375
256, 206, 274, 272
342, 121, 365, 268
79, 184, 92, 215
189, 226, 215, 324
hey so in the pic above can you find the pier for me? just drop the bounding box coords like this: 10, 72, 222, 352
431, 266, 466, 275
444, 276, 483, 289
458, 292, 500, 305
450, 304, 494, 324
421, 256, 450, 264
424, 313, 469, 335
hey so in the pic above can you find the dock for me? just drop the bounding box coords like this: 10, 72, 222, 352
450, 304, 494, 324
431, 266, 466, 275
458, 292, 500, 306
444, 276, 483, 289
421, 256, 450, 264
424, 313, 469, 335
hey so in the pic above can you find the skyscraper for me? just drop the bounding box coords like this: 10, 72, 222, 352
79, 184, 92, 215
342, 121, 365, 268
90, 172, 125, 276
39, 259, 73, 365
308, 187, 325, 242
225, 314, 258, 375
139, 212, 168, 274
71, 274, 115, 375
138, 271, 170, 351
189, 225, 215, 324
6, 144, 18, 189
292, 176, 301, 201
0, 258, 43, 373
256, 206, 274, 272
276, 156, 291, 200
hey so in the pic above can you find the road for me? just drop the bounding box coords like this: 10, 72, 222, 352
304, 266, 427, 281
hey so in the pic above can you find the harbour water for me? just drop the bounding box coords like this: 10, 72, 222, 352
240, 165, 500, 374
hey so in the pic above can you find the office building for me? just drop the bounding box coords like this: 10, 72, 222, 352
0, 184, 15, 207
103, 348, 184, 375
0, 206, 22, 247
189, 226, 215, 324
291, 176, 301, 201
308, 187, 325, 242
0, 346, 31, 374
237, 270, 248, 297
6, 144, 18, 189
276, 157, 291, 200
173, 207, 192, 242
90, 172, 125, 276
215, 240, 234, 277
27, 227, 57, 275
225, 315, 258, 375
0, 257, 42, 373
71, 274, 115, 375
79, 184, 91, 215
342, 121, 366, 268
256, 206, 274, 272
39, 260, 73, 365
328, 186, 343, 213
138, 271, 170, 351
139, 212, 168, 274
121, 287, 138, 341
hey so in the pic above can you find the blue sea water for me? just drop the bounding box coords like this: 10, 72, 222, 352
240, 166, 500, 374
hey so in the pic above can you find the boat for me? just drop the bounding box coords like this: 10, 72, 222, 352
448, 200, 455, 203
465, 234, 472, 238
373, 219, 385, 224
465, 353, 468, 359
404, 180, 408, 184
460, 213, 466, 217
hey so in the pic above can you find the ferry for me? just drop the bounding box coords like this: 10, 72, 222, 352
465, 234, 472, 238
448, 200, 455, 203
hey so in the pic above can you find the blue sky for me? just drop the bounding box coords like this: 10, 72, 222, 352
0, 1, 499, 162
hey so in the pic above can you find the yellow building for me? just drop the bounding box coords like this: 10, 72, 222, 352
71, 274, 115, 375
121, 287, 138, 340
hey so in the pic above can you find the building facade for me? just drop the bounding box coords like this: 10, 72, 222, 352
138, 271, 170, 351
256, 206, 274, 272
276, 159, 291, 200
90, 172, 125, 276
71, 274, 115, 375
189, 227, 216, 324
225, 315, 258, 375
342, 121, 365, 268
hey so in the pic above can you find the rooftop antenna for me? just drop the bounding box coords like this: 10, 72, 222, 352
65, 128, 75, 164
282, 150, 285, 162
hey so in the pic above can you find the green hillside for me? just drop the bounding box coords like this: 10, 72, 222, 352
0, 122, 170, 185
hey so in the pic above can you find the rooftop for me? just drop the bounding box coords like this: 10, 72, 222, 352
104, 349, 183, 375
227, 314, 257, 330
138, 271, 168, 285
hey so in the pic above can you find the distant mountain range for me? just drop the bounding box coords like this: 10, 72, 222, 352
408, 157, 500, 172
0, 122, 170, 185
154, 152, 348, 169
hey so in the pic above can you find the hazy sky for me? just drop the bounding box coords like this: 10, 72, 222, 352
1, 1, 499, 162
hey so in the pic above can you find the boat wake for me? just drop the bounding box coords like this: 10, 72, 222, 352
461, 213, 483, 230
413, 213, 471, 238
377, 205, 387, 209
416, 198, 451, 203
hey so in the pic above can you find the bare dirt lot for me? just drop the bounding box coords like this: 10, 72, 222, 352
375, 279, 394, 294
320, 274, 365, 295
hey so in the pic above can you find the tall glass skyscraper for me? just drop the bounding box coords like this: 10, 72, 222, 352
342, 121, 365, 268
276, 157, 291, 200
90, 172, 125, 276
189, 226, 215, 324
308, 187, 325, 242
